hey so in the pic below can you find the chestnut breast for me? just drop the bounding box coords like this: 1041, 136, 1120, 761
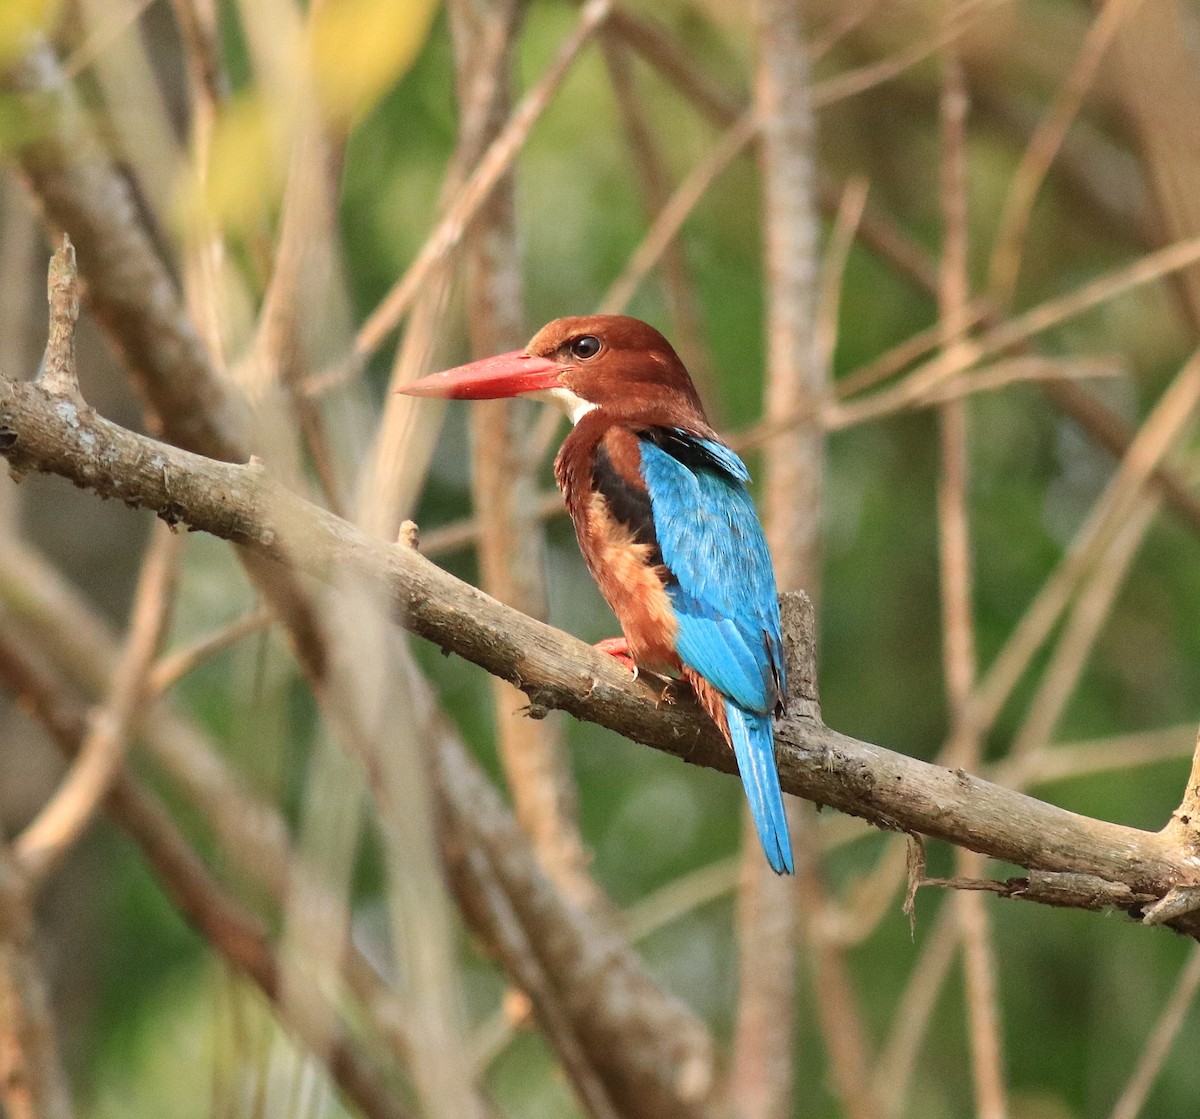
556, 424, 680, 671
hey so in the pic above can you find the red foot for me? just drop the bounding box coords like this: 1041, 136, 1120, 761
594, 636, 638, 678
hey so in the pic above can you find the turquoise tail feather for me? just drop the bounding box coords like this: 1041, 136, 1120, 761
724, 702, 794, 875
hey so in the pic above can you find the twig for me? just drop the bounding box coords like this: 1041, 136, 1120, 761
319, 0, 613, 390
37, 236, 80, 402
0, 844, 72, 1119
63, 0, 158, 78
987, 0, 1145, 308
600, 111, 757, 315
808, 0, 1011, 111
972, 347, 1200, 731
872, 907, 961, 1118
15, 522, 182, 885
935, 36, 1007, 1119
621, 857, 739, 943
828, 234, 1200, 431
1008, 496, 1158, 761
172, 0, 233, 369
0, 633, 415, 1119
418, 490, 564, 557
999, 723, 1199, 788
148, 606, 274, 696
18, 242, 181, 885
604, 6, 742, 128
814, 177, 870, 377
5, 376, 1200, 927
600, 33, 719, 409
1164, 724, 1200, 858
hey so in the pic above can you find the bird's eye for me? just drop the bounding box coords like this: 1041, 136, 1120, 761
570, 335, 601, 360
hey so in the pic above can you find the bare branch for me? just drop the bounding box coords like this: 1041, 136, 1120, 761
828, 234, 1200, 431
15, 522, 182, 885
2, 374, 1200, 930
0, 636, 414, 1119
148, 606, 274, 697
935, 34, 1007, 1118
327, 0, 614, 386
987, 0, 1142, 307
0, 846, 72, 1119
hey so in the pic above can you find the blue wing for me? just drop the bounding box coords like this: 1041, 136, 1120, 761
637, 432, 785, 714
638, 430, 792, 874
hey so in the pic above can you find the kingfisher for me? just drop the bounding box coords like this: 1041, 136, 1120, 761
402, 315, 793, 874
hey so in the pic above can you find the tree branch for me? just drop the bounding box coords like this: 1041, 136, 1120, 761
2, 374, 1199, 932
0, 845, 72, 1119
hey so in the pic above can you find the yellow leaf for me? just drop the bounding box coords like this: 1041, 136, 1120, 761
0, 0, 60, 64
308, 0, 441, 123
174, 93, 285, 234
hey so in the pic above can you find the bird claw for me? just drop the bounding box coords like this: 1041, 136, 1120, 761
594, 636, 638, 679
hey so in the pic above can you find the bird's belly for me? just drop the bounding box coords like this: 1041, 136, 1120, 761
581, 494, 680, 672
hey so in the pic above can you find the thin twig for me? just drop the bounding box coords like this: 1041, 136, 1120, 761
828, 234, 1200, 431
972, 347, 1200, 730
63, 0, 158, 78
0, 844, 72, 1119
600, 33, 719, 409
935, 34, 1007, 1119
1008, 496, 1159, 761
815, 177, 870, 377
317, 0, 613, 391
872, 906, 961, 1118
600, 111, 757, 315
999, 724, 1200, 789
808, 0, 1011, 111
148, 606, 274, 696
987, 0, 1145, 308
15, 523, 183, 885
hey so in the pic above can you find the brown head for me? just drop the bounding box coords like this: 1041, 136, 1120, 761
400, 315, 709, 428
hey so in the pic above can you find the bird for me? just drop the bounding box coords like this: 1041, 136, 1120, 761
401, 315, 794, 874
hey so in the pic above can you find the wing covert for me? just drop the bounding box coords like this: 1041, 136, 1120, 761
637, 434, 785, 714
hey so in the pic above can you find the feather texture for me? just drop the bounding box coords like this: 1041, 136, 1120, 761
638, 430, 792, 874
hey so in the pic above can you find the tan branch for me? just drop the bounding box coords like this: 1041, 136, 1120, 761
734, 4, 823, 1114
0, 637, 413, 1119
14, 522, 181, 885
327, 0, 613, 385
1, 376, 1199, 928
0, 846, 72, 1119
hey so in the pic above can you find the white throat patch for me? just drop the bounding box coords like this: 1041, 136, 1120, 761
532, 385, 597, 425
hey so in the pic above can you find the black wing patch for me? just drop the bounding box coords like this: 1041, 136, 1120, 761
591, 444, 670, 575
638, 426, 751, 481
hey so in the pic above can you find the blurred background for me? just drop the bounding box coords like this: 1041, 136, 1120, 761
1, 0, 1200, 1116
